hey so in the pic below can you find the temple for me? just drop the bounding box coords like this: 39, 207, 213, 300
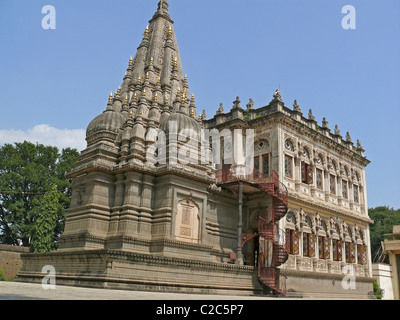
18, 0, 375, 298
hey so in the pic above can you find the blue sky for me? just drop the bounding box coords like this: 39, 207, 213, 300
0, 0, 399, 209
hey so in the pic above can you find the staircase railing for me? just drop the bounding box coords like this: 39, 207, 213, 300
216, 166, 289, 296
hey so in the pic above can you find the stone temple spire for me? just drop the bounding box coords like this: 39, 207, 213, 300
86, 0, 189, 148
120, 0, 185, 108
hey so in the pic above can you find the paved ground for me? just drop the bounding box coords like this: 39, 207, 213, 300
0, 281, 278, 300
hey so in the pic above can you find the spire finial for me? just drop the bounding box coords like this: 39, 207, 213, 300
108, 92, 113, 103
144, 25, 149, 36
168, 26, 172, 35
129, 56, 133, 66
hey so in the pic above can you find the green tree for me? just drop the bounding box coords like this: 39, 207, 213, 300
369, 206, 400, 263
0, 141, 79, 249
31, 185, 61, 253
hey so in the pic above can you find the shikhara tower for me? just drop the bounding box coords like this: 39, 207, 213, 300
19, 0, 375, 298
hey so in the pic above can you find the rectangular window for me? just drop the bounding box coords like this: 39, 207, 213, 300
286, 229, 300, 255
349, 243, 356, 263
254, 156, 260, 179
292, 230, 300, 255
324, 238, 331, 260
345, 242, 350, 263
262, 154, 270, 175
333, 239, 343, 261
330, 175, 336, 195
319, 236, 325, 259
333, 240, 337, 261
309, 234, 316, 257
357, 245, 367, 265
342, 180, 348, 199
301, 162, 307, 183
301, 162, 313, 184
353, 185, 359, 203
303, 233, 309, 257
316, 169, 323, 190
285, 155, 293, 178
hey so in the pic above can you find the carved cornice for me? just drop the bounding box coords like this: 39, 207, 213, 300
288, 192, 373, 225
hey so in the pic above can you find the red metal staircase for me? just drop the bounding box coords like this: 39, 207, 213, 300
216, 167, 289, 296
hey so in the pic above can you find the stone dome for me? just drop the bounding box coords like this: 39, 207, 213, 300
159, 111, 201, 141
86, 109, 125, 138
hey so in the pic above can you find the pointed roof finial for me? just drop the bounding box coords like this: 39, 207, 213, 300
108, 92, 113, 103
129, 110, 134, 119
168, 25, 172, 35
129, 56, 133, 66
150, 57, 153, 65
334, 125, 341, 136
346, 132, 352, 143
173, 57, 177, 67
144, 25, 150, 36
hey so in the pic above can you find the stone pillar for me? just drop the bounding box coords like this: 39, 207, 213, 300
349, 179, 354, 210
119, 171, 142, 238
337, 175, 342, 207
294, 157, 301, 191
108, 173, 126, 236
138, 174, 154, 235
237, 182, 244, 265
388, 252, 400, 300
324, 171, 330, 202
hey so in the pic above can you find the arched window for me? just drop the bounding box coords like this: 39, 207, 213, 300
285, 211, 299, 255
301, 147, 313, 184
329, 159, 338, 195
315, 154, 324, 190
284, 138, 295, 179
